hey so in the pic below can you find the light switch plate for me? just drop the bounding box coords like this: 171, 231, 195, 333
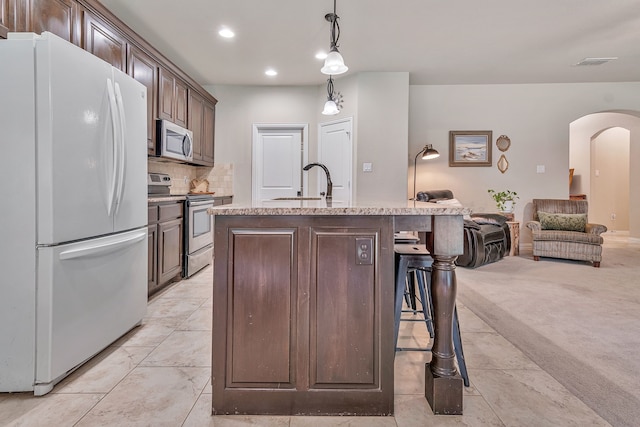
363, 162, 373, 172
536, 165, 545, 173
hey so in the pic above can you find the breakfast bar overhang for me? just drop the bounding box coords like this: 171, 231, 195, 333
208, 200, 468, 416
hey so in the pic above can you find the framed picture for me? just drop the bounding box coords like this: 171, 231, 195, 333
449, 130, 493, 167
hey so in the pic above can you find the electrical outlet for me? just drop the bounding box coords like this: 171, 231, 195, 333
356, 237, 373, 265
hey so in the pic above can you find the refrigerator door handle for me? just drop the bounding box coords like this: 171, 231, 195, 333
106, 78, 119, 217
58, 231, 146, 261
113, 82, 126, 216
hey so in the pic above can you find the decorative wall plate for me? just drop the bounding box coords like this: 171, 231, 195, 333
496, 135, 511, 152
497, 154, 509, 173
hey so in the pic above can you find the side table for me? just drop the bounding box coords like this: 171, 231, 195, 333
506, 221, 520, 256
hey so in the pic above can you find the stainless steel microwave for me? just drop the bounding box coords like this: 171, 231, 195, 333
156, 119, 193, 163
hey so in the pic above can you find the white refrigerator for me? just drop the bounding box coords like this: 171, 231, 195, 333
0, 32, 148, 395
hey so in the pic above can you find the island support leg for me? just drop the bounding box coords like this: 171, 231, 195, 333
425, 254, 463, 415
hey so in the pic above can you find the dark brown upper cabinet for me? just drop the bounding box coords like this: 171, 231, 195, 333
159, 67, 188, 128
80, 6, 126, 70
28, 0, 78, 44
188, 90, 204, 162
127, 44, 158, 154
188, 89, 216, 166
202, 100, 215, 165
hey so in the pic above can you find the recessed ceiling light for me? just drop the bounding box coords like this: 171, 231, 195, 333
574, 57, 618, 66
315, 51, 328, 60
265, 69, 278, 77
218, 28, 235, 39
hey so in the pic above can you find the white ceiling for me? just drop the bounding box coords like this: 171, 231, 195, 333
100, 0, 640, 87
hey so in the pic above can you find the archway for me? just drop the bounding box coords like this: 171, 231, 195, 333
569, 110, 640, 239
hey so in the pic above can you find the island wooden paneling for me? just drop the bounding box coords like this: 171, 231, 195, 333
213, 215, 394, 415
311, 228, 376, 387
229, 231, 295, 387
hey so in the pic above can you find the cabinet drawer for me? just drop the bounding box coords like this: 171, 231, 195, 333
148, 205, 159, 224
158, 203, 183, 221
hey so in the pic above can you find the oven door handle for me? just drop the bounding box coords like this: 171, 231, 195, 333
188, 200, 215, 207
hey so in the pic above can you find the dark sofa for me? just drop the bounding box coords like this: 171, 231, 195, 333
416, 190, 511, 268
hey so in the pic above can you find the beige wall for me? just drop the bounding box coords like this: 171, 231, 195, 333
206, 72, 410, 205
409, 83, 640, 241
354, 72, 409, 204
590, 127, 630, 230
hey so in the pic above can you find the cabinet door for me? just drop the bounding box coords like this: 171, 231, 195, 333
158, 67, 176, 122
202, 100, 215, 165
188, 90, 204, 162
81, 7, 126, 70
158, 217, 183, 286
310, 228, 377, 388
147, 223, 158, 295
188, 90, 215, 166
158, 67, 188, 127
27, 0, 78, 44
174, 77, 188, 128
127, 44, 158, 154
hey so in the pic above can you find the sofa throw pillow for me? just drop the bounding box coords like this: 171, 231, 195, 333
538, 211, 587, 232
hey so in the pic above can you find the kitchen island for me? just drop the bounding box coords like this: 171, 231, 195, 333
208, 200, 469, 416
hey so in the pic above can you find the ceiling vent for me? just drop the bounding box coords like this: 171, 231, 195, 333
574, 57, 618, 66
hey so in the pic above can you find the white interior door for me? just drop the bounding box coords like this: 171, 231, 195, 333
252, 125, 308, 203
319, 118, 353, 204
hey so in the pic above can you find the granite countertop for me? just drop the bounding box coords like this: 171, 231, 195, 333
207, 200, 470, 216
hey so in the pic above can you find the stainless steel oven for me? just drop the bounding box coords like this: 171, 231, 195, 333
183, 194, 214, 278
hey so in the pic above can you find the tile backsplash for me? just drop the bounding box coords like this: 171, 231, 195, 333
148, 159, 233, 196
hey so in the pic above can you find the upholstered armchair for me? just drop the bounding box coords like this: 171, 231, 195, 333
526, 199, 607, 267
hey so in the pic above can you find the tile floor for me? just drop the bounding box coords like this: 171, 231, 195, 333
0, 265, 610, 427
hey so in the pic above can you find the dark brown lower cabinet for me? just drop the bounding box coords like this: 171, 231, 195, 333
212, 215, 394, 415
148, 201, 183, 296
147, 223, 157, 292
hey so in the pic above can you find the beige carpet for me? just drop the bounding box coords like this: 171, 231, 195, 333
456, 233, 640, 427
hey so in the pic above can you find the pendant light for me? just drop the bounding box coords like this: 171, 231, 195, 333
322, 76, 340, 115
321, 0, 348, 75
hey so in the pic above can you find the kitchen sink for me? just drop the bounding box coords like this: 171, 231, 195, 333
272, 197, 322, 200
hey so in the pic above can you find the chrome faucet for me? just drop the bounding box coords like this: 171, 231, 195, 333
303, 163, 333, 200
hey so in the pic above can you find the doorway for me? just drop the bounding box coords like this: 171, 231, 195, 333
252, 124, 308, 203
569, 111, 640, 238
318, 117, 353, 204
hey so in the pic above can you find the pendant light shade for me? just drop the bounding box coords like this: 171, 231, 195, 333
321, 48, 348, 75
321, 75, 340, 115
420, 144, 440, 160
321, 0, 348, 75
322, 100, 340, 115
